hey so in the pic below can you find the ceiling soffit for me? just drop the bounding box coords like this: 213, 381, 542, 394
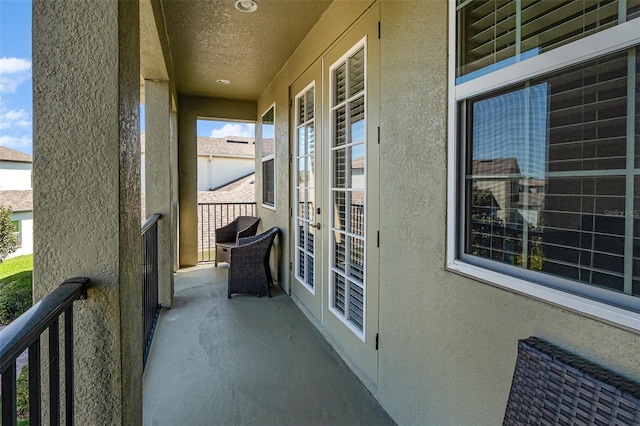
161, 0, 332, 101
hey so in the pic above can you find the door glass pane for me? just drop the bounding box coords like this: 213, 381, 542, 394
298, 126, 306, 157
350, 97, 365, 144
308, 125, 315, 154
335, 63, 347, 104
335, 236, 346, 272
335, 106, 347, 146
348, 281, 364, 331
334, 149, 346, 188
349, 47, 365, 97
334, 272, 346, 313
349, 236, 365, 283
350, 192, 365, 236
334, 191, 346, 232
350, 145, 365, 189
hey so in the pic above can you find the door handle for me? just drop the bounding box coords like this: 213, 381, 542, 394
313, 223, 321, 230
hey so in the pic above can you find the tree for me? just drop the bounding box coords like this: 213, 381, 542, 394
0, 206, 19, 263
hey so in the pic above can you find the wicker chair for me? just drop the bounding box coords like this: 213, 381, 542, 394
504, 336, 640, 425
214, 216, 260, 266
227, 227, 280, 299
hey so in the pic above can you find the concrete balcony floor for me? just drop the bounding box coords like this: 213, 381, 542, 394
143, 264, 394, 426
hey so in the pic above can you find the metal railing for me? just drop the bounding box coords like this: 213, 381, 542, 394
142, 213, 161, 369
0, 277, 89, 426
198, 202, 257, 263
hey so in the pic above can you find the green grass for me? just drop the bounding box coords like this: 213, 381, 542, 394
0, 254, 33, 324
0, 254, 33, 281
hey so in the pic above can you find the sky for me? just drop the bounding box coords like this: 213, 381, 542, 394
0, 0, 255, 156
0, 0, 32, 155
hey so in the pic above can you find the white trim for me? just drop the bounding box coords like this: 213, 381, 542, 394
447, 0, 640, 331
447, 260, 640, 332
455, 18, 640, 100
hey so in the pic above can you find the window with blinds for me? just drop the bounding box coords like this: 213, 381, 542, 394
453, 1, 640, 315
456, 0, 630, 82
330, 44, 366, 335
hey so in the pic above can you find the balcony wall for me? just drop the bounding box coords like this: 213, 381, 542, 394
254, 1, 640, 425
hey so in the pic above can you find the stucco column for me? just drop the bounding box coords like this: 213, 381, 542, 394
178, 101, 198, 266
145, 80, 174, 307
32, 0, 142, 424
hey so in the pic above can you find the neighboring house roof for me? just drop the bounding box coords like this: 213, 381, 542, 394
0, 146, 32, 163
198, 173, 256, 204
197, 136, 255, 158
0, 190, 33, 212
140, 133, 255, 158
472, 157, 521, 176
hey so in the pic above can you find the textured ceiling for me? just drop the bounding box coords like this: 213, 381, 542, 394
161, 0, 333, 101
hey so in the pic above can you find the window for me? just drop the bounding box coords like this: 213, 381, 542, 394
330, 41, 367, 337
295, 84, 316, 291
449, 0, 640, 326
11, 220, 21, 248
261, 105, 275, 208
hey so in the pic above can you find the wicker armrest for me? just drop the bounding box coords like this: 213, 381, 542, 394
238, 234, 261, 245
236, 217, 260, 241
215, 220, 237, 243
503, 336, 640, 425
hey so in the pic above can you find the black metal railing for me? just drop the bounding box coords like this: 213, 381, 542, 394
198, 202, 257, 263
0, 277, 89, 426
142, 213, 161, 369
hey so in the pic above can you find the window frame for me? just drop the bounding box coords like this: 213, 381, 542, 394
261, 103, 276, 210
11, 219, 21, 248
446, 1, 640, 331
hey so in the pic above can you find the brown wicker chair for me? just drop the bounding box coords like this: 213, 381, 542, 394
214, 216, 260, 266
227, 227, 280, 299
504, 336, 640, 425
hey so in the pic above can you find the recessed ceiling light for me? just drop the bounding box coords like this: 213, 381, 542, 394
235, 0, 258, 13
216, 79, 231, 85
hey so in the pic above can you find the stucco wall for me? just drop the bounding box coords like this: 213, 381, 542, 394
33, 0, 142, 423
376, 2, 640, 425
256, 1, 640, 425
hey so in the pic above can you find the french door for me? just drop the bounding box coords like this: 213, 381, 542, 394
289, 5, 379, 384
290, 63, 323, 322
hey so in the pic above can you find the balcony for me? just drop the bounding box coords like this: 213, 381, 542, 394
142, 264, 393, 425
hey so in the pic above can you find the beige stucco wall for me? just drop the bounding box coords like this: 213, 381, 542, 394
32, 0, 142, 424
256, 1, 640, 425
178, 95, 256, 266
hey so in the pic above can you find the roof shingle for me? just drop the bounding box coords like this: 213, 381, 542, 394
0, 146, 32, 163
0, 190, 33, 212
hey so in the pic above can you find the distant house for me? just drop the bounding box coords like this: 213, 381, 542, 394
141, 134, 256, 220
196, 136, 255, 191
140, 133, 255, 192
0, 146, 33, 258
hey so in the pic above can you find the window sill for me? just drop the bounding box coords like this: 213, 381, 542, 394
446, 259, 640, 334
261, 204, 276, 212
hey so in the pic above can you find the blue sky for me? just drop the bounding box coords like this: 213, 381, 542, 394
0, 1, 255, 156
0, 0, 32, 154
